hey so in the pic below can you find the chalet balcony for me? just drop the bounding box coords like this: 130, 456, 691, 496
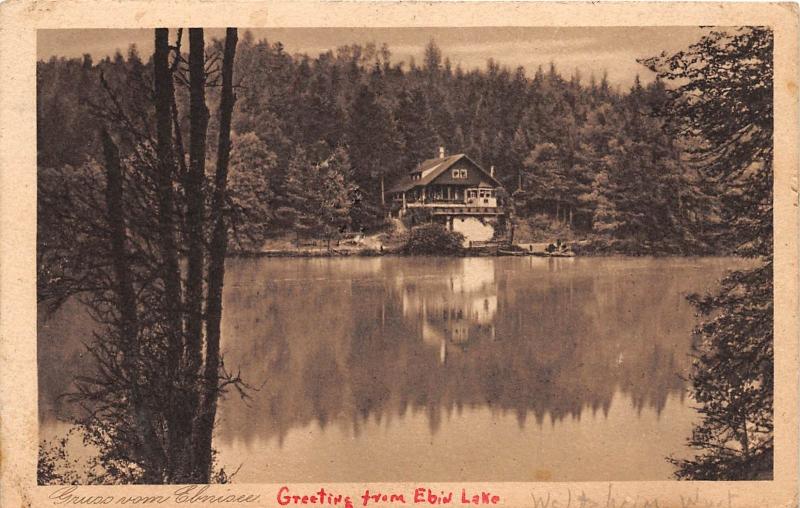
405, 199, 476, 206
390, 184, 504, 218
404, 201, 504, 216
405, 198, 499, 207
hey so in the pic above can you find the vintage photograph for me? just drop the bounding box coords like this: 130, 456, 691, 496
36, 25, 773, 484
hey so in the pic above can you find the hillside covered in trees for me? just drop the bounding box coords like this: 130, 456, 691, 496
39, 34, 730, 255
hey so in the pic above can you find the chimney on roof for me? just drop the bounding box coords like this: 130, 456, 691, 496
439, 146, 445, 159
490, 165, 495, 177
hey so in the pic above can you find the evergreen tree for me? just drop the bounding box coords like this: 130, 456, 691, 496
228, 133, 278, 250
522, 142, 571, 221
346, 84, 404, 222
395, 88, 439, 167
423, 39, 443, 80
644, 27, 774, 480
283, 146, 356, 248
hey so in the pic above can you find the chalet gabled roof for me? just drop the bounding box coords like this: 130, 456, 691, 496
410, 154, 462, 175
387, 154, 502, 194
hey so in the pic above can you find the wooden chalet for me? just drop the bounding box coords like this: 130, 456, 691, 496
387, 147, 505, 226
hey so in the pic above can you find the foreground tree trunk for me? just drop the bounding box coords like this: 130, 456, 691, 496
186, 28, 208, 376
154, 27, 188, 481
182, 29, 209, 480
154, 28, 183, 351
102, 129, 167, 481
195, 27, 238, 482
102, 129, 138, 382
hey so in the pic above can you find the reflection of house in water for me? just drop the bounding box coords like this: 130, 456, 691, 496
399, 258, 498, 362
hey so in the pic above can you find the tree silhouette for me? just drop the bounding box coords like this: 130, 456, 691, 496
38, 27, 243, 484
643, 27, 773, 480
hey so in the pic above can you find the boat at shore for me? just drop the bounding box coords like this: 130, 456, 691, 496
497, 246, 576, 257
497, 248, 527, 256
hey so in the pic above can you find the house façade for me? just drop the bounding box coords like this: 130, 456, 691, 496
386, 147, 507, 243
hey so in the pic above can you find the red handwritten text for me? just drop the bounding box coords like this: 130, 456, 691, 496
277, 487, 354, 508
413, 488, 453, 505
362, 490, 407, 506
460, 489, 500, 505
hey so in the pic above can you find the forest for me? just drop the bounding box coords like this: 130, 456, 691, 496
40, 33, 729, 255
37, 27, 773, 483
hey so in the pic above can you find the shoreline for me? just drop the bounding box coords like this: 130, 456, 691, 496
229, 246, 736, 259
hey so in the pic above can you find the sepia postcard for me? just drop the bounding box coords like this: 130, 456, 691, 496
0, 1, 798, 507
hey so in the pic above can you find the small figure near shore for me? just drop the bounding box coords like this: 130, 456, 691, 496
546, 239, 569, 254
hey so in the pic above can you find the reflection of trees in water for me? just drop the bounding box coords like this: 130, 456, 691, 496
212, 258, 718, 447
38, 299, 100, 422
303, 343, 345, 428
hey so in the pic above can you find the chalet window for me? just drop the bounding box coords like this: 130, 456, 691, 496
460, 169, 467, 178
452, 169, 468, 179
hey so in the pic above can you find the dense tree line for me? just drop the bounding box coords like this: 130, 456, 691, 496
39, 34, 727, 254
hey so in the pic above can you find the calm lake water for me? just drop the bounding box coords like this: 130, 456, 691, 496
39, 256, 750, 482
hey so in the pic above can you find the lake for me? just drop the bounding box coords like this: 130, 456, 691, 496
38, 256, 749, 482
